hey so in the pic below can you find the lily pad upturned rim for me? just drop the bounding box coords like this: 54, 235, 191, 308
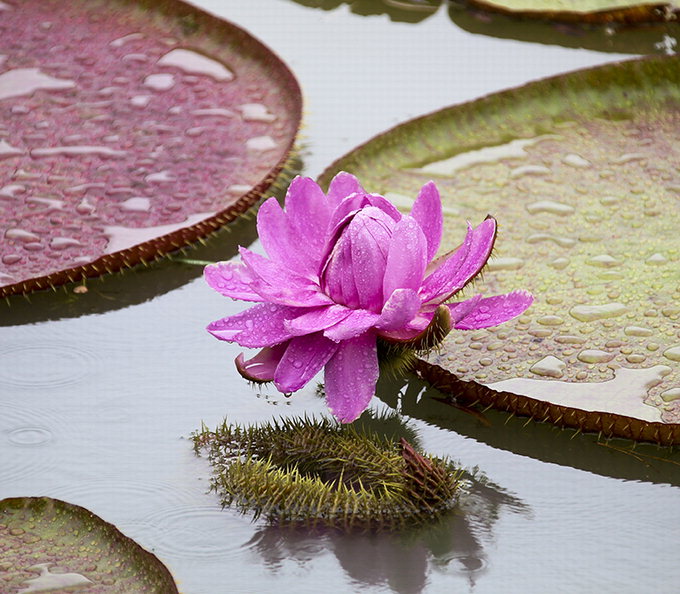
415, 360, 680, 446
319, 55, 680, 445
455, 0, 678, 24
0, 495, 179, 593
319, 55, 678, 188
1, 0, 302, 299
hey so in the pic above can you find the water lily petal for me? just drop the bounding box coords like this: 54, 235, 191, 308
323, 309, 380, 341
328, 192, 401, 232
411, 181, 442, 262
321, 227, 361, 308
375, 288, 421, 331
446, 294, 483, 324
285, 305, 353, 336
235, 343, 288, 383
326, 171, 364, 207
240, 247, 332, 307
204, 261, 263, 302
274, 333, 339, 392
348, 208, 394, 309
285, 176, 332, 262
382, 216, 427, 302
451, 290, 534, 330
257, 197, 316, 276
420, 217, 497, 304
207, 303, 300, 347
325, 332, 379, 423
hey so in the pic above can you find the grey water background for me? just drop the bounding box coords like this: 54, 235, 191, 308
1, 1, 679, 593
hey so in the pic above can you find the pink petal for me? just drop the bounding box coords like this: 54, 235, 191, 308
273, 333, 339, 392
420, 217, 497, 304
326, 171, 365, 207
410, 181, 442, 262
257, 197, 317, 276
240, 247, 332, 307
328, 192, 401, 232
377, 312, 433, 342
324, 333, 379, 423
323, 309, 380, 341
235, 343, 288, 383
446, 294, 483, 324
451, 290, 533, 330
207, 303, 300, 347
348, 208, 393, 310
375, 288, 421, 331
285, 305, 353, 336
320, 226, 361, 308
382, 216, 428, 303
204, 261, 263, 302
284, 176, 332, 262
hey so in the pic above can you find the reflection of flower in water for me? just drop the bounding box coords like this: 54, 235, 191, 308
245, 473, 529, 594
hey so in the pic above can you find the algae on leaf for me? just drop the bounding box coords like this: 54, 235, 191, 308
319, 56, 680, 444
0, 0, 301, 297
0, 496, 179, 593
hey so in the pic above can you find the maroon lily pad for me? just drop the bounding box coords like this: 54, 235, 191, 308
0, 0, 301, 297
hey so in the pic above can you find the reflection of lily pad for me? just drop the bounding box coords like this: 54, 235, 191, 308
292, 0, 442, 23
320, 56, 680, 444
0, 0, 301, 297
0, 496, 179, 592
455, 0, 679, 23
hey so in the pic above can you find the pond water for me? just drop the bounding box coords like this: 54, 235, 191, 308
1, 1, 679, 593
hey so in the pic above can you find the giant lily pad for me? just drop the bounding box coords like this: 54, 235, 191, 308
0, 496, 179, 592
456, 0, 679, 23
320, 56, 680, 444
0, 0, 301, 297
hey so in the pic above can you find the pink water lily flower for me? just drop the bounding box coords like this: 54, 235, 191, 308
205, 173, 532, 423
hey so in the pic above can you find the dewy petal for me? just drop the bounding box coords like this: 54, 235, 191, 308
274, 333, 339, 392
446, 294, 483, 325
207, 303, 301, 348
420, 217, 497, 304
374, 288, 421, 332
323, 309, 380, 341
324, 332, 379, 423
348, 208, 393, 310
321, 207, 395, 310
451, 290, 534, 330
285, 305, 353, 336
235, 343, 288, 383
382, 215, 428, 303
257, 197, 317, 276
204, 261, 263, 302
328, 192, 401, 232
326, 171, 365, 208
284, 176, 332, 263
410, 181, 442, 262
240, 247, 332, 307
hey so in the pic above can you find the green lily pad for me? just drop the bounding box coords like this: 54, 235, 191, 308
0, 0, 301, 298
0, 496, 178, 593
455, 0, 679, 23
320, 56, 680, 444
